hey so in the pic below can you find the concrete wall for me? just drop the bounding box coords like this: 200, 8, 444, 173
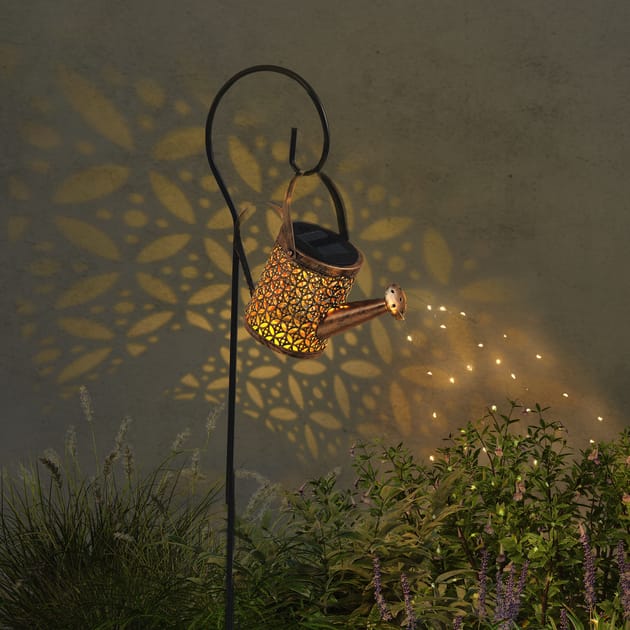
2, 1, 629, 493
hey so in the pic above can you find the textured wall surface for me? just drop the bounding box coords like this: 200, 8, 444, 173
2, 1, 629, 495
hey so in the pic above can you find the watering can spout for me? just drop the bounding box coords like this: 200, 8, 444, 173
316, 283, 407, 340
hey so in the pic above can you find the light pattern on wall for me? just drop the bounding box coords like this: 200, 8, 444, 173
4, 56, 616, 466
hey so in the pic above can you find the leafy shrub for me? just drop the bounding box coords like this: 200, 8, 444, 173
230, 444, 466, 628
232, 403, 629, 629
429, 403, 629, 628
1, 396, 628, 629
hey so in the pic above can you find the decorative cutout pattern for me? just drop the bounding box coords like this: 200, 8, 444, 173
245, 244, 355, 357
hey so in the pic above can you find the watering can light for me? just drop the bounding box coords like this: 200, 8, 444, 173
204, 64, 408, 630
244, 173, 407, 358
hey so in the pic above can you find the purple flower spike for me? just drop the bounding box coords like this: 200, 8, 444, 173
579, 524, 596, 612
494, 560, 528, 629
401, 572, 417, 630
494, 566, 510, 628
372, 555, 392, 621
616, 540, 630, 620
478, 548, 490, 619
509, 561, 529, 620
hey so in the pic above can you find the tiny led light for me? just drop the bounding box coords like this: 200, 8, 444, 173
449, 376, 455, 384
510, 373, 516, 380
478, 343, 484, 348
536, 353, 542, 359
427, 304, 432, 311
427, 370, 433, 376
460, 311, 466, 317
597, 416, 603, 422
491, 404, 497, 411
429, 454, 435, 462
439, 305, 446, 311
495, 358, 502, 365
440, 324, 447, 329
466, 364, 473, 371
406, 335, 413, 342
432, 411, 437, 419
562, 392, 569, 398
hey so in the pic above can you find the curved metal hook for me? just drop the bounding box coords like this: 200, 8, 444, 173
205, 65, 332, 293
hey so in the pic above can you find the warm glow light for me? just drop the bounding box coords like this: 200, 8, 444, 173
597, 416, 603, 422
406, 335, 413, 342
510, 373, 516, 379
429, 454, 435, 462
503, 333, 508, 339
440, 324, 447, 329
466, 364, 473, 371
562, 392, 569, 398
439, 305, 446, 311
478, 343, 484, 348
449, 376, 455, 384
432, 411, 437, 419
460, 311, 467, 317
536, 353, 542, 359
427, 370, 433, 376
495, 358, 502, 365
491, 404, 497, 411
245, 243, 358, 357
427, 305, 432, 311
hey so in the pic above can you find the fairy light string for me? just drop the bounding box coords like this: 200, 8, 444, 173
400, 293, 609, 461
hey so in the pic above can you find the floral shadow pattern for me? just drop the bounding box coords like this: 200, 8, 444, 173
4, 57, 616, 467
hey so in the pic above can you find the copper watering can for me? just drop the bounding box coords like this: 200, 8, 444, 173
244, 172, 407, 358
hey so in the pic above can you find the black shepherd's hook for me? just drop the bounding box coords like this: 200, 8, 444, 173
204, 64, 332, 294
204, 65, 333, 630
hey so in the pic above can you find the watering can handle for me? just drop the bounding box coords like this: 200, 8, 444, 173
282, 172, 350, 254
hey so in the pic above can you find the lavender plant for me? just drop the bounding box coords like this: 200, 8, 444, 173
493, 560, 528, 628
401, 572, 417, 630
373, 555, 393, 621
579, 524, 597, 615
617, 541, 630, 621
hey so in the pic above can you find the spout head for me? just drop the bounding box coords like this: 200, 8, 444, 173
385, 283, 407, 320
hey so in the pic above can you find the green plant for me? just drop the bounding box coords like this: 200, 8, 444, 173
0, 389, 223, 629
1, 396, 628, 629
227, 442, 471, 629
428, 402, 630, 629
